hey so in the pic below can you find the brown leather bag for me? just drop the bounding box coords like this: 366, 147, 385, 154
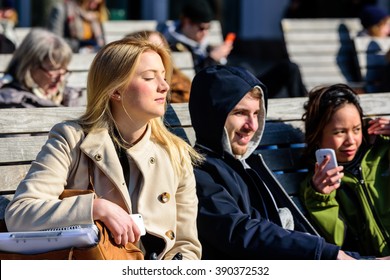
0, 162, 144, 260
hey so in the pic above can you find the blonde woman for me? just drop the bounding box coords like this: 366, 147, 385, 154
5, 38, 203, 260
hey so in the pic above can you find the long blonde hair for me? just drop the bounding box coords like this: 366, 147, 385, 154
78, 37, 203, 175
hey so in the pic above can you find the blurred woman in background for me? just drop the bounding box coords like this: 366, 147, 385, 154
0, 28, 81, 108
48, 0, 108, 53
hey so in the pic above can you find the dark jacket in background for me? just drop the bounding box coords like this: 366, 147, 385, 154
158, 20, 218, 73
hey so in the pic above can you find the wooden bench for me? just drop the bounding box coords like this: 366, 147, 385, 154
281, 18, 363, 91
353, 36, 390, 93
2, 93, 389, 222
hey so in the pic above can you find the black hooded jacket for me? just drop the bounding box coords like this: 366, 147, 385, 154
189, 65, 341, 259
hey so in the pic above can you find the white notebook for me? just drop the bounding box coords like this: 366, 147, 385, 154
0, 224, 98, 254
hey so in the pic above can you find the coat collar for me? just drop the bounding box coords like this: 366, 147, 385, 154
79, 128, 129, 201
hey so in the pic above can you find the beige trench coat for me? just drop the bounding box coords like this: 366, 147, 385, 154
5, 121, 201, 260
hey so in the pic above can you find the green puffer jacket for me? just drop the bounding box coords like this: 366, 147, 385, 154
300, 135, 390, 257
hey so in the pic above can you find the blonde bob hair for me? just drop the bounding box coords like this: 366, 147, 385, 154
78, 37, 203, 175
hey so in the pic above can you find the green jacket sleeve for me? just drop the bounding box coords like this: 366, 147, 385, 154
300, 175, 346, 246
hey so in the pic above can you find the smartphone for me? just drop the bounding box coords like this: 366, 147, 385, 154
225, 32, 236, 44
315, 148, 338, 173
130, 214, 146, 236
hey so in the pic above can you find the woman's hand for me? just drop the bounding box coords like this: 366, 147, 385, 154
92, 198, 142, 246
367, 117, 390, 136
311, 155, 344, 194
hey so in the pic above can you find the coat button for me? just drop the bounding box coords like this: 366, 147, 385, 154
158, 192, 170, 203
149, 157, 156, 164
165, 230, 175, 240
94, 154, 102, 161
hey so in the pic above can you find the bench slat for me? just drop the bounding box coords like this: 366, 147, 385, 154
0, 107, 84, 135
258, 147, 306, 171
274, 172, 307, 196
0, 135, 48, 163
0, 165, 30, 192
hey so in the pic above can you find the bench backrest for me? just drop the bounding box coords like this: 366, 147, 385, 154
353, 36, 390, 93
281, 18, 363, 91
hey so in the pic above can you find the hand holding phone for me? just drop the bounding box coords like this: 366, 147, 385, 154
315, 148, 338, 173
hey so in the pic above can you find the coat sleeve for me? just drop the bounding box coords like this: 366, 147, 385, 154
196, 168, 339, 260
300, 175, 347, 247
5, 122, 95, 231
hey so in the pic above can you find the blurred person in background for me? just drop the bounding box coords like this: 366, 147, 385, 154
48, 0, 108, 53
159, 0, 307, 98
0, 28, 81, 108
0, 0, 17, 53
158, 0, 233, 73
357, 4, 390, 92
358, 4, 390, 37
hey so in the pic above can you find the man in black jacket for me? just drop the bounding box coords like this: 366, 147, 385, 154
188, 65, 359, 260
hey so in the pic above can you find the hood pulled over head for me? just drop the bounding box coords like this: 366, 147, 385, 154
189, 65, 267, 159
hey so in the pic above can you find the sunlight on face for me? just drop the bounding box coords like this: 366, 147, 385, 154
320, 104, 363, 163
120, 51, 169, 124
225, 93, 260, 156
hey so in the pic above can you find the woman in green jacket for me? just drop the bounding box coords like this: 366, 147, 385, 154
300, 83, 390, 257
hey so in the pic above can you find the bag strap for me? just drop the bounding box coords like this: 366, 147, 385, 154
59, 157, 95, 199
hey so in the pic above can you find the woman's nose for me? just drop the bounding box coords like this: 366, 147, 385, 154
345, 132, 356, 144
158, 78, 169, 93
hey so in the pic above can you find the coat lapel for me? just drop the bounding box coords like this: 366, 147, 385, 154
79, 128, 131, 207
